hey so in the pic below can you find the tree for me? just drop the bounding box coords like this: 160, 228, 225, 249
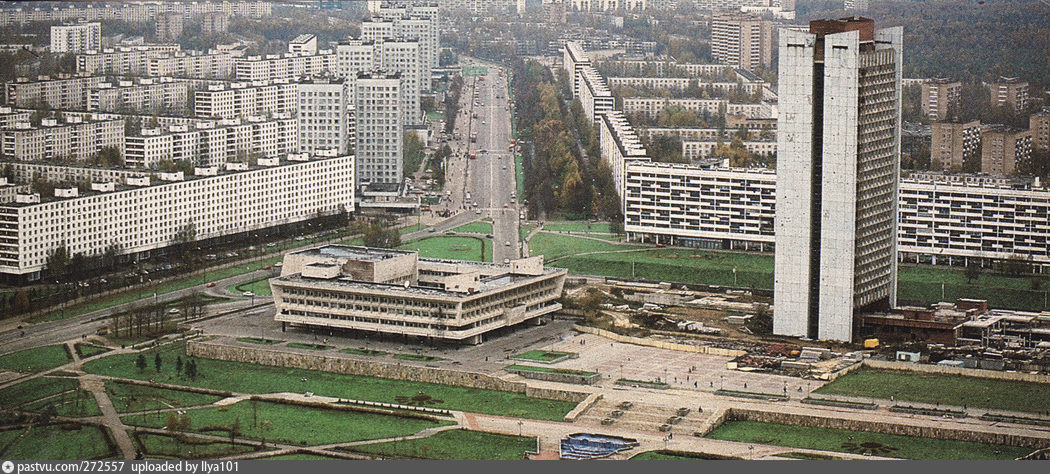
362, 224, 401, 248
135, 354, 147, 372
154, 353, 162, 373
45, 244, 70, 279
175, 356, 183, 375
746, 304, 772, 335
97, 146, 124, 167
965, 264, 981, 283
185, 359, 198, 379
13, 290, 30, 315
230, 416, 240, 443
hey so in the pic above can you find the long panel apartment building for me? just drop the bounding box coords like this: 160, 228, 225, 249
148, 50, 237, 79
194, 80, 299, 119
0, 2, 271, 26
1, 116, 123, 162
563, 42, 591, 99
88, 77, 191, 114
235, 51, 334, 82
270, 246, 566, 344
76, 44, 182, 76
5, 75, 106, 110
0, 152, 354, 281
124, 114, 298, 168
578, 66, 614, 123
50, 22, 101, 53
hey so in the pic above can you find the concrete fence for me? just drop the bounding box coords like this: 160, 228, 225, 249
573, 324, 746, 358
726, 407, 1050, 450
862, 359, 1050, 384
186, 340, 589, 404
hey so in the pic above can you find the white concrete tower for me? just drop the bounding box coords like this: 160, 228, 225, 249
774, 17, 902, 342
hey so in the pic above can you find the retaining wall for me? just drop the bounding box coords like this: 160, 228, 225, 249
186, 340, 589, 403
862, 359, 1050, 384
726, 408, 1050, 450
506, 367, 601, 385
573, 324, 746, 357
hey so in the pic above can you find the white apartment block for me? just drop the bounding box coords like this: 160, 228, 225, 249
235, 51, 334, 82
0, 107, 31, 129
579, 66, 614, 124
355, 72, 403, 186
562, 42, 590, 99
622, 97, 773, 120
271, 246, 566, 345
88, 77, 190, 114
125, 115, 297, 168
568, 0, 648, 11
155, 12, 184, 41
609, 77, 765, 95
195, 80, 299, 119
362, 16, 437, 91
148, 51, 237, 79
681, 139, 776, 159
1, 117, 123, 162
200, 11, 230, 35
598, 60, 732, 78
0, 2, 271, 26
289, 34, 318, 56
76, 44, 182, 76
623, 162, 775, 251
334, 39, 423, 126
774, 19, 902, 342
711, 13, 772, 72
598, 111, 649, 212
0, 152, 353, 280
51, 22, 101, 53
5, 75, 106, 110
639, 127, 731, 142
298, 78, 351, 156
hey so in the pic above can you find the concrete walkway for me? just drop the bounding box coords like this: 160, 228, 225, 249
83, 375, 137, 459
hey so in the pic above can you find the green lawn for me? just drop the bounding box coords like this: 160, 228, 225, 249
515, 153, 524, 197
74, 343, 111, 359
425, 111, 446, 122
897, 266, 1050, 311
260, 453, 343, 460
286, 343, 333, 351
236, 337, 283, 345
228, 276, 274, 297
453, 221, 494, 234
106, 382, 224, 413
815, 368, 1050, 413
544, 221, 612, 233
463, 66, 488, 76
134, 432, 260, 460
123, 400, 450, 446
2, 424, 114, 460
400, 236, 491, 262
519, 222, 535, 242
400, 224, 425, 235
23, 390, 101, 417
345, 429, 536, 460
706, 420, 1032, 460
504, 364, 596, 376
0, 377, 79, 409
41, 256, 284, 323
512, 350, 573, 362
0, 345, 73, 373
529, 232, 644, 262
630, 450, 739, 460
83, 342, 579, 421
340, 348, 387, 357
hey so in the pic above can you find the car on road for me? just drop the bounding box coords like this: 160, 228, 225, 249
206, 282, 216, 288
263, 265, 272, 270
504, 241, 511, 246
485, 234, 493, 238
427, 227, 437, 233
475, 209, 482, 215
503, 259, 510, 264
243, 291, 254, 297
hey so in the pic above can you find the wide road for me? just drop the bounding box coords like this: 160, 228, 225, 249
464, 60, 519, 264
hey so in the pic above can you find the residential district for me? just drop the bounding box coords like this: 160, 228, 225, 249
0, 0, 1048, 463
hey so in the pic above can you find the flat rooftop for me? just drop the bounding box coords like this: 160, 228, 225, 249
305, 245, 415, 263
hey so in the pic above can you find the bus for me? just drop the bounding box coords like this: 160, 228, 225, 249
469, 150, 477, 159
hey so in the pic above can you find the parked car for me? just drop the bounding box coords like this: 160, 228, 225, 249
206, 282, 216, 288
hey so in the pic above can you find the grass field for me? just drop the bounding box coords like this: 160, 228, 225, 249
84, 342, 578, 421
504, 364, 596, 376
543, 221, 612, 233
106, 382, 224, 413
345, 429, 537, 460
23, 390, 101, 417
706, 420, 1031, 460
2, 424, 114, 460
260, 453, 342, 460
134, 433, 260, 459
519, 222, 535, 241
0, 345, 72, 373
74, 344, 110, 359
528, 233, 644, 261
340, 348, 387, 357
400, 236, 491, 262
462, 66, 488, 76
815, 368, 1050, 413
0, 377, 79, 409
286, 343, 333, 351
122, 400, 451, 446
453, 221, 494, 234
512, 350, 573, 362
228, 275, 274, 297
236, 337, 282, 345
630, 450, 739, 460
41, 255, 284, 323
399, 224, 424, 235
425, 111, 446, 122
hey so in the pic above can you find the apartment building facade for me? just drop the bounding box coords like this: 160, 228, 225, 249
298, 78, 351, 155
51, 22, 101, 53
921, 78, 961, 121
981, 125, 1033, 175
5, 75, 106, 110
711, 13, 772, 72
987, 77, 1029, 113
930, 120, 981, 172
88, 77, 190, 114
355, 72, 403, 186
76, 44, 182, 76
579, 66, 614, 123
194, 80, 299, 119
148, 51, 237, 79
1, 117, 123, 162
124, 115, 298, 168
